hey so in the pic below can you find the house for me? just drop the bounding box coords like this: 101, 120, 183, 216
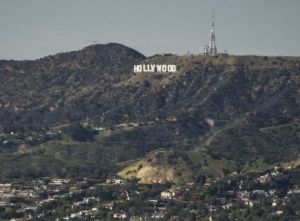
0, 183, 12, 189
106, 177, 127, 185
0, 201, 8, 206
244, 199, 254, 207
0, 183, 13, 197
161, 191, 173, 199
93, 127, 106, 131
268, 189, 276, 196
272, 199, 279, 207
151, 211, 165, 219
73, 198, 90, 206
151, 179, 172, 185
103, 202, 113, 210
287, 185, 300, 194
257, 173, 271, 184
50, 178, 70, 185
113, 211, 127, 219
222, 203, 233, 209
253, 190, 266, 196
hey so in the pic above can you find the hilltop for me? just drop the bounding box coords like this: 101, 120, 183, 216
0, 43, 299, 183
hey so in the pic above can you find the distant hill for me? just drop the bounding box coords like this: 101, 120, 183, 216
0, 43, 299, 182
0, 43, 145, 132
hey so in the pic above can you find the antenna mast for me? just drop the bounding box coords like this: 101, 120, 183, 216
201, 9, 218, 55
208, 9, 217, 54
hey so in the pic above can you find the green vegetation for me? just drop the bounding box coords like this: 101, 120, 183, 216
0, 43, 299, 185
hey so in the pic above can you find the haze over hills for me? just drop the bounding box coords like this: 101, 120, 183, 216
0, 43, 299, 182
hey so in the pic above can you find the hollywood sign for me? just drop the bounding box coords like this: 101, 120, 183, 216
133, 64, 177, 73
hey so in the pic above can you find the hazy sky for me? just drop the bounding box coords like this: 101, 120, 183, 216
0, 0, 299, 60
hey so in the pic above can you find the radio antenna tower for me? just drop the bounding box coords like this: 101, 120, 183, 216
209, 9, 217, 54
201, 9, 218, 55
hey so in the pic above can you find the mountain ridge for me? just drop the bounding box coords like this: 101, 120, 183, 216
0, 43, 299, 182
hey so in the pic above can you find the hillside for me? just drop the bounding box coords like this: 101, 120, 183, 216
0, 43, 299, 182
118, 149, 194, 184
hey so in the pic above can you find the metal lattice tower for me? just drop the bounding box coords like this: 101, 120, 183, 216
201, 10, 218, 55
208, 10, 217, 54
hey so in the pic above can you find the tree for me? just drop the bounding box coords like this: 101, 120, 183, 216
65, 122, 95, 142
